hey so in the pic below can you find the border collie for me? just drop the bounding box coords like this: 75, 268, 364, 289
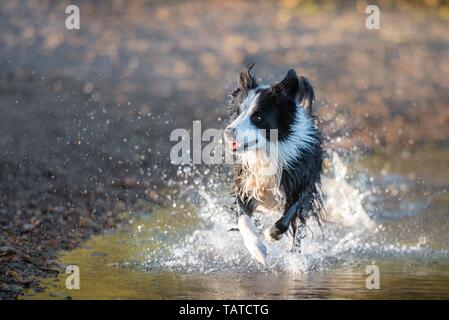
224, 64, 324, 265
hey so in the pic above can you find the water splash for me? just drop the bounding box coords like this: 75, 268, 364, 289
143, 152, 447, 274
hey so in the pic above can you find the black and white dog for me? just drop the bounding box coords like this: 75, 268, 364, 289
224, 64, 324, 264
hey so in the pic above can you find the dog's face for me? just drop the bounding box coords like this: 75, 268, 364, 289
225, 64, 314, 154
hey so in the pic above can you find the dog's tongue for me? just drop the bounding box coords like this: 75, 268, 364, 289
230, 141, 239, 151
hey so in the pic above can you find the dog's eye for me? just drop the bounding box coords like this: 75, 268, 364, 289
251, 113, 263, 123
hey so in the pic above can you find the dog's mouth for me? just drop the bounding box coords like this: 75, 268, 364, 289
228, 140, 258, 153
230, 141, 239, 152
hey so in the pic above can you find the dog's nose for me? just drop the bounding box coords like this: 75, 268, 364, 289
224, 127, 236, 139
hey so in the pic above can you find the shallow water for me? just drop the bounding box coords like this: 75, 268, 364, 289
23, 148, 449, 299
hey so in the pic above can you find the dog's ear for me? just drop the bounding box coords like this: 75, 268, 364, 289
273, 69, 299, 101
298, 76, 315, 112
238, 63, 257, 90
273, 70, 315, 112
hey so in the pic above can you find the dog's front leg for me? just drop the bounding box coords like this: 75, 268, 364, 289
235, 198, 267, 265
266, 200, 302, 241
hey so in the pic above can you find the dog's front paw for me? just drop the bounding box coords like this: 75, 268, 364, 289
264, 226, 284, 242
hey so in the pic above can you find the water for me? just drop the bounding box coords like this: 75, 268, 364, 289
23, 148, 449, 299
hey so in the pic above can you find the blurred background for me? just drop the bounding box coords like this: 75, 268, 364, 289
1, 0, 449, 299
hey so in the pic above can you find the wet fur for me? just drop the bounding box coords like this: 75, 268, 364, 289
227, 64, 325, 248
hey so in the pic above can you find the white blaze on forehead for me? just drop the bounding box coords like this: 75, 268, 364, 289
239, 89, 259, 114
239, 85, 269, 112
229, 85, 269, 132
228, 89, 260, 134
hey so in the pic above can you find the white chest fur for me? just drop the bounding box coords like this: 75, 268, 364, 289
238, 149, 285, 211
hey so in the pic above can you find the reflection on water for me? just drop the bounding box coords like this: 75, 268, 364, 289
23, 148, 449, 299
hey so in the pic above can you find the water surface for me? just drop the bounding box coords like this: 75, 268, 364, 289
23, 148, 449, 299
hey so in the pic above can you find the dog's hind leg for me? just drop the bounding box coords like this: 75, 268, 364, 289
235, 197, 256, 217
290, 218, 306, 254
290, 218, 297, 252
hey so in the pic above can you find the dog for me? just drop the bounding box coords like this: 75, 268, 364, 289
224, 64, 324, 264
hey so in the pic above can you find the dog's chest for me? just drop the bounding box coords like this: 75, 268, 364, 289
237, 151, 285, 211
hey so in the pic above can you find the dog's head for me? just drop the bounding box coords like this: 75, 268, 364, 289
224, 64, 315, 154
